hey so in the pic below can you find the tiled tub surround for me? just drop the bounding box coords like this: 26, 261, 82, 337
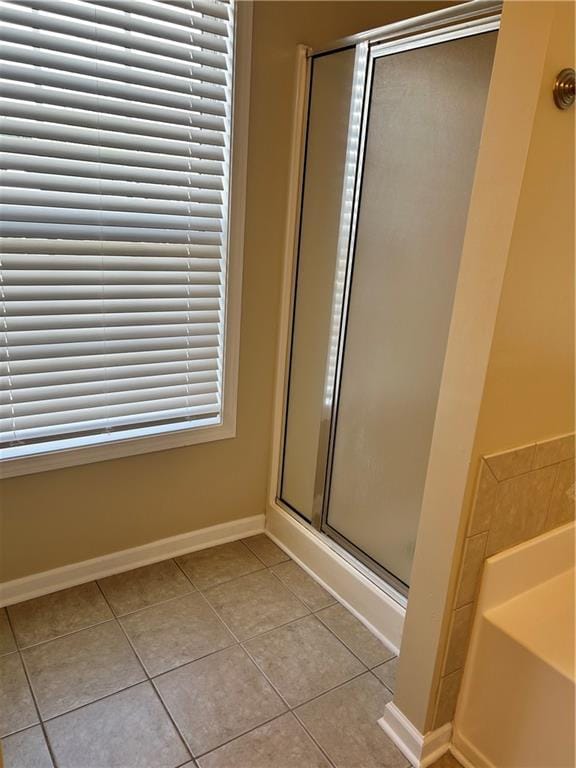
433, 433, 575, 727
0, 534, 406, 768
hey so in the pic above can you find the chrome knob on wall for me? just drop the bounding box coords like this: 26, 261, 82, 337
553, 68, 575, 110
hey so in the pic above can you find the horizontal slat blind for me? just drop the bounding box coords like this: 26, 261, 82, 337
0, 0, 234, 458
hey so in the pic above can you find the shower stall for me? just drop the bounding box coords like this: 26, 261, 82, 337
275, 2, 500, 598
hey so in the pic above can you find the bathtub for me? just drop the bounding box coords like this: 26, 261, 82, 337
453, 521, 575, 768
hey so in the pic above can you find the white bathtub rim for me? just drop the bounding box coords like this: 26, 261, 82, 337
455, 520, 575, 768
478, 520, 575, 615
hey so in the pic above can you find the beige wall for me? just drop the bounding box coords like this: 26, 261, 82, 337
430, 0, 575, 727
395, 0, 574, 733
472, 3, 575, 458
425, 0, 575, 731
0, 2, 448, 582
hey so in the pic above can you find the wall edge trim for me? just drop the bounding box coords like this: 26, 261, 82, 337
379, 702, 453, 768
452, 727, 494, 768
0, 514, 265, 607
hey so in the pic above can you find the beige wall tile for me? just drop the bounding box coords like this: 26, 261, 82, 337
486, 465, 556, 555
455, 533, 487, 607
433, 669, 463, 729
545, 460, 575, 530
443, 604, 475, 675
468, 461, 498, 535
533, 434, 575, 469
484, 443, 535, 481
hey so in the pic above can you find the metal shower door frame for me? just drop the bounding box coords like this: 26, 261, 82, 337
277, 1, 502, 600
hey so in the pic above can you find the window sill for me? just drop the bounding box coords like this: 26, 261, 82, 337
0, 420, 236, 479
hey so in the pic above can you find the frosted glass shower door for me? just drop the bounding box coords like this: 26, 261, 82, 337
324, 32, 497, 588
280, 49, 357, 520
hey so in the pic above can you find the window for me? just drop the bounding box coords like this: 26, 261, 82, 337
0, 0, 250, 476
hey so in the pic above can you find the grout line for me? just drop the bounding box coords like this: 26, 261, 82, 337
238, 644, 292, 712
192, 710, 336, 768
3, 609, 60, 768
290, 708, 338, 767
240, 533, 292, 569
192, 588, 242, 644
290, 710, 335, 768
37, 679, 152, 727
172, 556, 201, 590
193, 564, 267, 592
9, 614, 115, 653
237, 536, 271, 568
368, 666, 395, 696
173, 553, 267, 594
192, 711, 290, 761
289, 671, 376, 767
110, 587, 198, 621
240, 626, 371, 713
313, 606, 396, 672
267, 562, 336, 614
200, 582, 312, 644
93, 581, 194, 765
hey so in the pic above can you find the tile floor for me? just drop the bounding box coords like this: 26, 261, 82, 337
0, 534, 413, 767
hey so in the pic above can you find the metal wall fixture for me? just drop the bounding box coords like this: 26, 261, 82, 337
553, 68, 575, 110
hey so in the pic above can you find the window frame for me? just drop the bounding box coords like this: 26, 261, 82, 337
0, 1, 253, 479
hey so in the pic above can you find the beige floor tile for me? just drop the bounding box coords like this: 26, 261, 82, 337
98, 560, 194, 616
198, 713, 330, 768
7, 583, 112, 648
316, 604, 395, 667
176, 541, 264, 590
242, 535, 290, 566
0, 608, 16, 656
271, 562, 336, 611
205, 570, 309, 641
295, 673, 406, 768
372, 657, 398, 693
0, 653, 38, 737
120, 592, 235, 676
45, 682, 190, 768
1, 725, 54, 768
155, 644, 286, 757
244, 615, 364, 707
23, 621, 145, 720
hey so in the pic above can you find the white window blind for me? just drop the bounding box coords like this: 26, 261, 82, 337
0, 0, 236, 461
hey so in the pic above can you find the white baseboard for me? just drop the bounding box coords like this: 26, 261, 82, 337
451, 727, 492, 768
379, 702, 452, 768
450, 742, 482, 768
266, 503, 404, 654
0, 514, 265, 607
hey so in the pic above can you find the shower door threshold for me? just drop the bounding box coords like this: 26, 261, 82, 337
275, 500, 408, 610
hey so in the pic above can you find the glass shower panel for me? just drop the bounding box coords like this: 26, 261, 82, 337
325, 32, 497, 586
280, 49, 356, 520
